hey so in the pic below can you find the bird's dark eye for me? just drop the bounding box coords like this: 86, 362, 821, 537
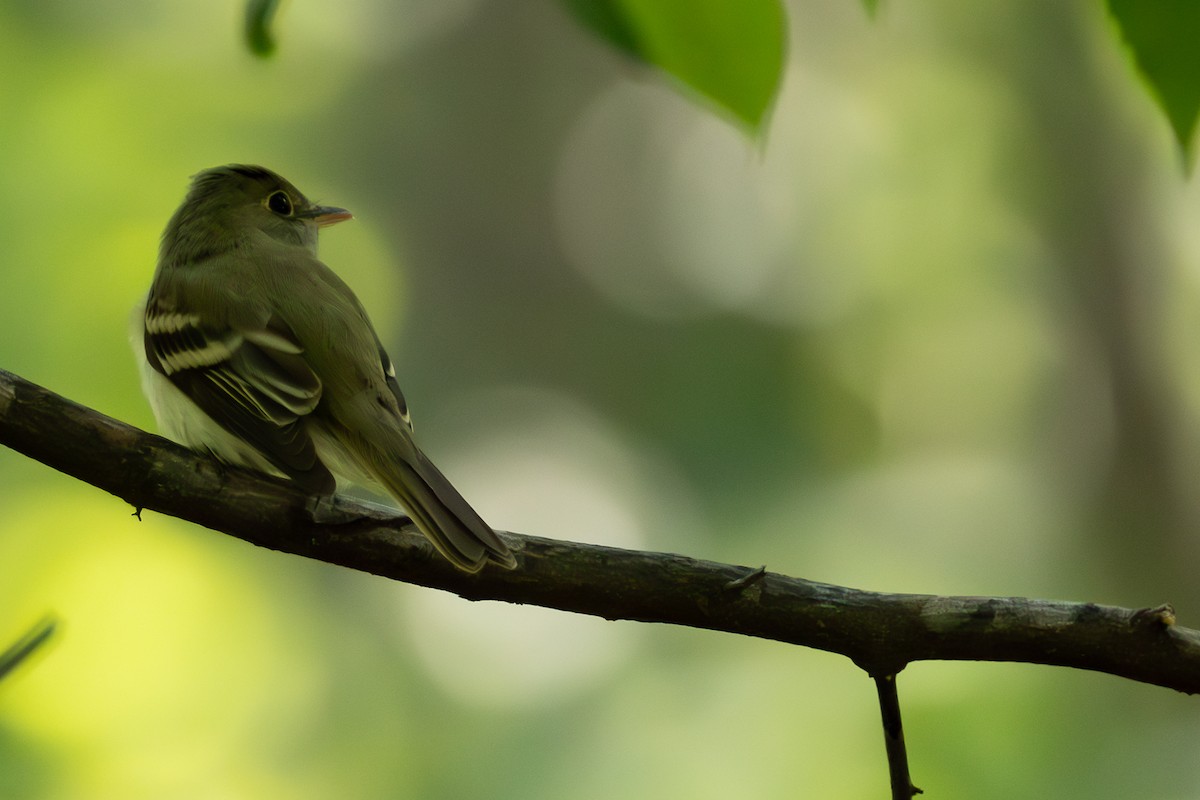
266, 190, 293, 216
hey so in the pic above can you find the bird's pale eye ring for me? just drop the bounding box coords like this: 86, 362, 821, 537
266, 190, 294, 216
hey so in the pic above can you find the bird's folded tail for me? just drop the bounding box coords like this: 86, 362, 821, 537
369, 440, 516, 573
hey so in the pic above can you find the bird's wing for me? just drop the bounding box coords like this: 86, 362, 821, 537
143, 296, 335, 494
373, 336, 413, 433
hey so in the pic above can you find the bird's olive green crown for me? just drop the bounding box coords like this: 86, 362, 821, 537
159, 165, 338, 268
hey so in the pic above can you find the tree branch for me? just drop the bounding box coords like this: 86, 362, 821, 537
2, 367, 1199, 694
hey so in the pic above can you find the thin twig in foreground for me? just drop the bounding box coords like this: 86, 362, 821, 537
0, 615, 58, 682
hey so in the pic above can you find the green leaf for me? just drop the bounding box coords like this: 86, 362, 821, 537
245, 0, 281, 58
561, 0, 642, 59
1108, 0, 1200, 163
564, 0, 787, 133
861, 0, 881, 17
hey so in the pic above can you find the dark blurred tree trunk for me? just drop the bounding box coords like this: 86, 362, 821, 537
992, 1, 1195, 606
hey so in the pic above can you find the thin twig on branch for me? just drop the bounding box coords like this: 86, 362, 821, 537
2, 366, 1199, 693
876, 674, 922, 799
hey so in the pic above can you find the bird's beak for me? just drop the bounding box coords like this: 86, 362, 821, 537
298, 205, 353, 227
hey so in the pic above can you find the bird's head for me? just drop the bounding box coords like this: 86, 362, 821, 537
161, 164, 352, 266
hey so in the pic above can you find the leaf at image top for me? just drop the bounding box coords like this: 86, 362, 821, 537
245, 0, 281, 57
564, 0, 787, 133
1108, 0, 1200, 163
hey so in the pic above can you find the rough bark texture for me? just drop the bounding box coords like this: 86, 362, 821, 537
2, 367, 1198, 693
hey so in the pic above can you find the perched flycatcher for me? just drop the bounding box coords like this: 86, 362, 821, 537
132, 164, 515, 572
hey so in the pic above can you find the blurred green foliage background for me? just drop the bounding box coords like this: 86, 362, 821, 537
2, 1, 1200, 798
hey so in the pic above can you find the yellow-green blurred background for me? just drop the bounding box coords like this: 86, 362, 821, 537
2, 1, 1199, 797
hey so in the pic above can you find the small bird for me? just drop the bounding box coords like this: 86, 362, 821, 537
133, 165, 515, 572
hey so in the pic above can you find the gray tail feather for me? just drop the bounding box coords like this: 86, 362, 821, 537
377, 444, 516, 572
